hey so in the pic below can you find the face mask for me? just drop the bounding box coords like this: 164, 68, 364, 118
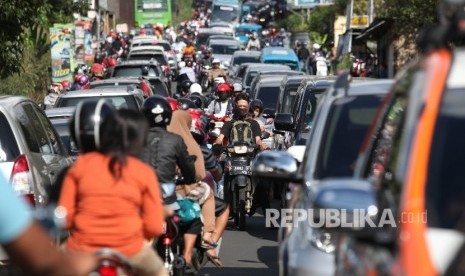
218, 92, 229, 101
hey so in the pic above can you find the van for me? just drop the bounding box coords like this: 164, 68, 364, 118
210, 0, 240, 25
261, 47, 301, 71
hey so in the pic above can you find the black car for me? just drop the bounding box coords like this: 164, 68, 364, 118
248, 70, 305, 98
112, 60, 171, 95
274, 76, 336, 149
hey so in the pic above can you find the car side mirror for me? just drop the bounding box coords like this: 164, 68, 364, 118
262, 108, 275, 119
310, 178, 384, 238
274, 113, 294, 131
252, 151, 301, 182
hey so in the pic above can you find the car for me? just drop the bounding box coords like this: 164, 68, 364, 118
308, 38, 465, 276
273, 76, 336, 150
195, 28, 226, 49
0, 96, 74, 262
128, 45, 165, 54
89, 77, 159, 97
228, 50, 262, 80
0, 96, 73, 206
253, 75, 393, 276
242, 63, 291, 92
45, 107, 78, 160
54, 87, 145, 110
208, 39, 242, 68
126, 51, 172, 77
248, 70, 305, 97
112, 60, 170, 93
205, 35, 237, 48
261, 47, 301, 71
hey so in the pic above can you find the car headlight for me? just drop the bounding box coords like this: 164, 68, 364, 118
309, 228, 336, 254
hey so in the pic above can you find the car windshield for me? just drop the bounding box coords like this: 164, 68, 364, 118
264, 60, 299, 70
113, 66, 160, 77
58, 95, 138, 110
246, 70, 260, 86
210, 44, 240, 55
256, 86, 280, 110
426, 87, 465, 232
211, 6, 239, 22
314, 95, 384, 179
232, 56, 260, 66
50, 121, 78, 156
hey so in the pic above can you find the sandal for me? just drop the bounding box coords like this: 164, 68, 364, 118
205, 252, 223, 268
201, 240, 218, 249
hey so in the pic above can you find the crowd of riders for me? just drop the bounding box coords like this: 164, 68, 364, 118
35, 7, 280, 275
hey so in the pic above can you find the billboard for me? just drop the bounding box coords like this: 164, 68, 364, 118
294, 0, 334, 8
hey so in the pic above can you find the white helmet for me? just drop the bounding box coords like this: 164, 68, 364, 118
190, 83, 202, 94
313, 43, 321, 50
233, 83, 243, 92
212, 59, 221, 64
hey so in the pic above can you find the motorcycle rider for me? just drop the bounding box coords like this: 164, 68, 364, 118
206, 83, 234, 116
246, 32, 261, 51
59, 100, 167, 276
208, 59, 228, 86
199, 48, 214, 67
140, 96, 206, 272
172, 36, 186, 53
213, 94, 266, 205
179, 59, 197, 83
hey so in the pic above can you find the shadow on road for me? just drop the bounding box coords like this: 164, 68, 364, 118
199, 266, 278, 276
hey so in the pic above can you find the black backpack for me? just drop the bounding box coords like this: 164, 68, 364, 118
230, 119, 254, 144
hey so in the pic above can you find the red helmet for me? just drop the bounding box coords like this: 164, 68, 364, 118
165, 97, 178, 111
217, 83, 231, 95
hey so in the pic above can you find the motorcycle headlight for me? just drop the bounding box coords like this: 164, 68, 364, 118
247, 146, 255, 153
308, 228, 335, 254
233, 145, 248, 154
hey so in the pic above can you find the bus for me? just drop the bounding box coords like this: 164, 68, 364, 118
210, 0, 241, 25
135, 0, 172, 27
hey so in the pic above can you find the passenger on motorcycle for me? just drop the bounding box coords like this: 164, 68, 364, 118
249, 99, 267, 135
70, 74, 90, 91
207, 59, 228, 86
189, 83, 207, 109
167, 110, 218, 267
206, 83, 234, 116
172, 36, 187, 53
199, 48, 214, 67
182, 40, 197, 59
246, 32, 261, 51
59, 100, 167, 276
179, 79, 193, 98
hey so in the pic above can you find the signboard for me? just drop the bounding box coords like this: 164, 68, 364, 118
351, 15, 369, 29
294, 0, 334, 8
50, 24, 75, 83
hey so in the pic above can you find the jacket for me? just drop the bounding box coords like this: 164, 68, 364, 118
140, 126, 196, 184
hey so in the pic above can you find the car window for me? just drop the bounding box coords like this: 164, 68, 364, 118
282, 85, 300, 114
22, 104, 53, 154
256, 86, 280, 111
264, 60, 299, 70
426, 87, 465, 231
58, 95, 139, 110
148, 79, 169, 96
0, 112, 20, 162
113, 66, 160, 77
299, 93, 318, 132
232, 56, 260, 66
128, 54, 167, 65
33, 106, 67, 156
314, 94, 385, 179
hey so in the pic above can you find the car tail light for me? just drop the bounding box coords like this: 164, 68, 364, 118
10, 155, 35, 206
162, 237, 172, 246
98, 265, 118, 276
140, 81, 150, 97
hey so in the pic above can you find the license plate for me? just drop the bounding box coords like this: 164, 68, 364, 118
232, 166, 250, 172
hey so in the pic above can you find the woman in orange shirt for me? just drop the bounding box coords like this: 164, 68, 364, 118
59, 106, 167, 276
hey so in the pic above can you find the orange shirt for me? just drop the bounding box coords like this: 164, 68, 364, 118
59, 152, 164, 257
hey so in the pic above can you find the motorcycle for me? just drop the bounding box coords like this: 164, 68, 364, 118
93, 248, 136, 276
223, 142, 257, 231
207, 114, 230, 145
199, 65, 211, 92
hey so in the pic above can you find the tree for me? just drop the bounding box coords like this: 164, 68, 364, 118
0, 0, 87, 79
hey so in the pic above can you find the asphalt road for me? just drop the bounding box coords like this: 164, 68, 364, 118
199, 205, 280, 276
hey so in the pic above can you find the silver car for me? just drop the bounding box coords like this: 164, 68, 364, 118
254, 76, 393, 275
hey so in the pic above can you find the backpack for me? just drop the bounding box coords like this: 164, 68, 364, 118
230, 119, 254, 144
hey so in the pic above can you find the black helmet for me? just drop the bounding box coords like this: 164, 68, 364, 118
69, 99, 115, 153
177, 98, 197, 110
250, 99, 264, 114
189, 95, 204, 109
141, 95, 173, 127
181, 79, 193, 93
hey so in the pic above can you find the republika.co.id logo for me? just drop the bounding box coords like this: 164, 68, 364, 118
265, 208, 428, 228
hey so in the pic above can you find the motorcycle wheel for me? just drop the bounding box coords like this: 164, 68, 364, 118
192, 248, 208, 271
237, 188, 247, 231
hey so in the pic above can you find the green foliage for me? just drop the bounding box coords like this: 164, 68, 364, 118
377, 0, 440, 37
308, 5, 335, 40
0, 0, 86, 79
276, 13, 307, 32
172, 0, 193, 27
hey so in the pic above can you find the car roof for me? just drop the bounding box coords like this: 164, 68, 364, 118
117, 60, 161, 66
209, 39, 241, 45
232, 50, 261, 57
130, 45, 164, 52
345, 79, 394, 96
282, 75, 311, 85
257, 76, 287, 86
59, 87, 140, 97
197, 28, 226, 34
246, 63, 291, 71
44, 107, 75, 119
